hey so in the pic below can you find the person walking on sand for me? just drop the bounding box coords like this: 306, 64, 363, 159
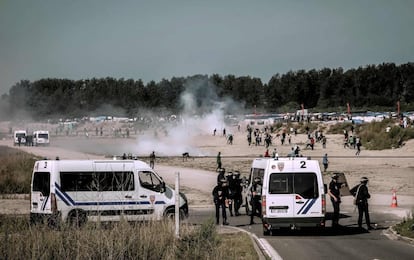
355, 137, 362, 156
350, 177, 373, 230
322, 153, 329, 172
149, 151, 156, 169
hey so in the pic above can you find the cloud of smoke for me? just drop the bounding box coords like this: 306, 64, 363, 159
132, 77, 240, 156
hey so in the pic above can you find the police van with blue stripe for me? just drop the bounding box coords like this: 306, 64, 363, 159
250, 157, 326, 235
30, 159, 188, 226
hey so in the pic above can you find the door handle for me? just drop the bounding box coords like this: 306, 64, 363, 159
140, 195, 147, 198
125, 195, 132, 199
296, 201, 304, 204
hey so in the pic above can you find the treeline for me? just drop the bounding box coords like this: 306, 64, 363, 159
1, 62, 413, 120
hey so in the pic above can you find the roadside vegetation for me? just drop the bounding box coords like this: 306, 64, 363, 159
0, 216, 257, 259
394, 213, 414, 239
0, 146, 39, 194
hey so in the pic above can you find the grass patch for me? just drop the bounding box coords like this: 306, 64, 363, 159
0, 146, 40, 194
394, 214, 414, 240
0, 216, 258, 259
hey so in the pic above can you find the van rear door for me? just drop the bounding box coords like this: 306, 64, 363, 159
266, 173, 294, 218
31, 171, 51, 213
265, 172, 321, 218
292, 172, 321, 218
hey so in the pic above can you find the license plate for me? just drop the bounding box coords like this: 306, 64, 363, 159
271, 209, 287, 213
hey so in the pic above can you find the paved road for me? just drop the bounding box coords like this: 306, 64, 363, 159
156, 166, 414, 260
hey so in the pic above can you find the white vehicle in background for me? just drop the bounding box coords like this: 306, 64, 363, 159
30, 159, 189, 226
13, 130, 27, 146
33, 130, 50, 146
245, 157, 326, 235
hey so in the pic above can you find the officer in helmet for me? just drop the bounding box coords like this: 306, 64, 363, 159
250, 176, 262, 225
216, 168, 226, 185
232, 171, 243, 216
212, 178, 229, 225
226, 172, 235, 216
350, 177, 373, 230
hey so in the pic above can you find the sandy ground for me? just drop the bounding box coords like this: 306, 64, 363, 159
1, 123, 414, 214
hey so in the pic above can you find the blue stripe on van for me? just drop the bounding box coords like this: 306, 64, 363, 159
301, 198, 317, 214
55, 182, 166, 206
297, 199, 311, 214
55, 183, 75, 206
41, 195, 49, 210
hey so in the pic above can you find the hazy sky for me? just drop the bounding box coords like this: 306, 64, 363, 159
1, 0, 413, 95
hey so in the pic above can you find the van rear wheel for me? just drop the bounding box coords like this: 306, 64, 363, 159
68, 210, 87, 228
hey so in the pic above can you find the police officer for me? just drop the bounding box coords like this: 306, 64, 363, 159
216, 168, 226, 185
226, 172, 235, 216
350, 177, 373, 230
232, 171, 243, 216
250, 176, 262, 225
212, 178, 229, 225
328, 173, 342, 228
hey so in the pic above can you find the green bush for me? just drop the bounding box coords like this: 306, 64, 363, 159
394, 213, 414, 239
0, 146, 39, 194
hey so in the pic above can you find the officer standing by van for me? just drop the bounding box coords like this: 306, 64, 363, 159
233, 171, 243, 216
350, 177, 373, 230
328, 173, 341, 228
212, 178, 229, 225
250, 177, 262, 225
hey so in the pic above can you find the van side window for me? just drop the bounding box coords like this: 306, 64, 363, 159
60, 171, 134, 192
33, 172, 50, 196
139, 171, 162, 192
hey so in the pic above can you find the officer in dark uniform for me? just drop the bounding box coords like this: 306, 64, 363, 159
216, 168, 226, 185
328, 173, 342, 228
212, 178, 229, 225
250, 177, 262, 225
226, 172, 235, 216
350, 177, 373, 230
232, 171, 243, 216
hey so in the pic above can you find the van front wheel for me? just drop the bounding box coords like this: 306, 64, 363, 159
164, 208, 184, 220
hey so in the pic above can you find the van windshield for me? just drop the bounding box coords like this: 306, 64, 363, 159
33, 172, 50, 196
268, 172, 318, 198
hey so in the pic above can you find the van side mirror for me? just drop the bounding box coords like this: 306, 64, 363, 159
324, 184, 327, 194
161, 182, 166, 193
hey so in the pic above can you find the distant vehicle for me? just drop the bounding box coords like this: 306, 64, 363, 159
13, 130, 27, 146
245, 157, 326, 235
33, 130, 50, 146
30, 159, 189, 226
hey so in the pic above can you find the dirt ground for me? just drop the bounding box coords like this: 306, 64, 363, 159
1, 122, 413, 214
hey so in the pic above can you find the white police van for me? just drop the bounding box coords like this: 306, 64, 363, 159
30, 159, 188, 226
33, 130, 50, 146
248, 157, 326, 235
13, 130, 27, 146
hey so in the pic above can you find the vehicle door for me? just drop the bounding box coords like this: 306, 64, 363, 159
31, 171, 52, 214
292, 172, 321, 218
266, 173, 294, 218
138, 170, 166, 220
